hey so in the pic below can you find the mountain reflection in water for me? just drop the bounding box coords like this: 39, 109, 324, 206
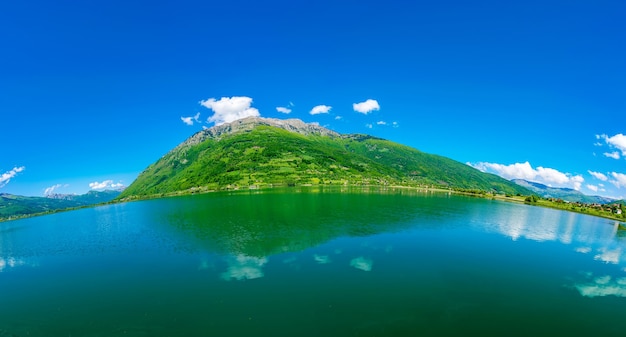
153, 187, 452, 257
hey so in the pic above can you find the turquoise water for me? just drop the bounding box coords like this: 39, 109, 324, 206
1, 187, 626, 336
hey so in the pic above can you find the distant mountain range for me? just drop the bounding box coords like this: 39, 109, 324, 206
46, 189, 123, 204
0, 190, 121, 220
511, 179, 619, 204
119, 117, 530, 199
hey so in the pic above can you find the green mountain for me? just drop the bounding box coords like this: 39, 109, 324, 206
120, 117, 529, 199
511, 179, 616, 204
0, 190, 121, 220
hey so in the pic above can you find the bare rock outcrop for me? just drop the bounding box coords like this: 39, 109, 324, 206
174, 117, 340, 150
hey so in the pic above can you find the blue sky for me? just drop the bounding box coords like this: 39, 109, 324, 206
1, 0, 625, 198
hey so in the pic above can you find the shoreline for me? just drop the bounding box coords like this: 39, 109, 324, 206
2, 183, 624, 224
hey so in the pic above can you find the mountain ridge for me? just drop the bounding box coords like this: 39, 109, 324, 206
0, 190, 121, 220
174, 117, 340, 152
119, 117, 530, 199
511, 179, 616, 204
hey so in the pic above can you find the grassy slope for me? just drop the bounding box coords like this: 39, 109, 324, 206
120, 126, 529, 199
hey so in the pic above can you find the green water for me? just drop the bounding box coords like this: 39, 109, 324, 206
1, 187, 626, 336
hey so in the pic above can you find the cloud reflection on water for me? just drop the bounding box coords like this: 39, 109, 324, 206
197, 258, 215, 271
575, 247, 592, 254
0, 256, 38, 272
0, 257, 24, 272
220, 255, 268, 281
313, 254, 331, 264
470, 202, 626, 267
593, 247, 622, 264
350, 257, 373, 271
282, 256, 297, 264
574, 273, 626, 298
472, 203, 620, 245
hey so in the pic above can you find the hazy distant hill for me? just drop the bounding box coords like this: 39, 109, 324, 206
46, 190, 122, 204
0, 190, 121, 220
119, 117, 530, 199
512, 179, 615, 204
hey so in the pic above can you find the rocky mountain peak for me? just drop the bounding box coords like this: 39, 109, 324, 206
176, 117, 340, 149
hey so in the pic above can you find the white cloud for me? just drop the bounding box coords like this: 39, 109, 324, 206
601, 133, 626, 155
310, 105, 331, 115
200, 96, 260, 126
276, 107, 291, 114
365, 123, 373, 129
89, 180, 125, 190
376, 121, 387, 125
335, 116, 342, 120
89, 180, 110, 189
0, 166, 25, 188
570, 175, 584, 191
392, 121, 399, 128
535, 167, 570, 185
588, 170, 608, 181
469, 162, 532, 180
468, 161, 584, 190
221, 255, 268, 281
604, 151, 620, 160
313, 254, 331, 264
181, 116, 193, 125
586, 184, 598, 192
350, 257, 373, 271
353, 99, 380, 114
44, 184, 63, 196
181, 112, 201, 126
610, 172, 626, 189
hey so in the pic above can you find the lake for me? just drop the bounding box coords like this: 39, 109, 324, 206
1, 187, 626, 336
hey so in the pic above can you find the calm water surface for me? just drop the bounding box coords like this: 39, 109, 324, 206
1, 187, 626, 336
